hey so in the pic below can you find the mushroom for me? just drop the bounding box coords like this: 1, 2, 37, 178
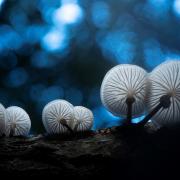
42, 99, 74, 134
0, 103, 7, 136
42, 99, 73, 132
100, 64, 148, 125
5, 106, 31, 136
72, 106, 93, 132
141, 60, 180, 127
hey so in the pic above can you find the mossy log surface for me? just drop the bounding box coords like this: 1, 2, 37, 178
0, 122, 180, 179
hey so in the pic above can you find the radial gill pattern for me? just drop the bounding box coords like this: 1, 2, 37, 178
5, 106, 31, 136
100, 64, 148, 117
73, 106, 93, 132
42, 99, 73, 132
0, 103, 6, 136
42, 99, 74, 134
147, 60, 180, 127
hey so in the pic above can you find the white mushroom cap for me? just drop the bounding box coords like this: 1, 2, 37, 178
5, 106, 31, 136
101, 64, 148, 118
147, 60, 180, 127
72, 106, 93, 132
0, 103, 7, 136
42, 99, 73, 132
42, 99, 74, 134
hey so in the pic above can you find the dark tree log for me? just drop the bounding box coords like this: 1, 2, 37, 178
0, 123, 180, 179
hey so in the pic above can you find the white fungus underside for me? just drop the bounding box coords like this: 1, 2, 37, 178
42, 99, 73, 133
148, 60, 180, 127
0, 103, 6, 136
73, 106, 93, 132
42, 100, 74, 134
101, 64, 148, 117
6, 106, 31, 136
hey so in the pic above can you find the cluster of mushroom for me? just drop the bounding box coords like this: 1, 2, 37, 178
100, 60, 180, 128
0, 100, 93, 137
42, 100, 94, 135
0, 60, 179, 137
0, 105, 31, 137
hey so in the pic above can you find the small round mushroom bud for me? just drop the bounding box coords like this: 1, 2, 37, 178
144, 60, 180, 127
0, 103, 7, 136
72, 106, 94, 132
100, 64, 148, 125
5, 106, 31, 137
42, 99, 74, 135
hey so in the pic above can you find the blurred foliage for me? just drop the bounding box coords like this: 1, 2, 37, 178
0, 0, 180, 133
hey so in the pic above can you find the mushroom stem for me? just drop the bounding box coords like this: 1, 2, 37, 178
138, 94, 171, 127
10, 123, 16, 137
60, 119, 74, 134
125, 97, 135, 125
73, 121, 80, 132
63, 124, 74, 134
9, 129, 14, 137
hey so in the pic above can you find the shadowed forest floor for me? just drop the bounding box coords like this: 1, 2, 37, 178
0, 122, 180, 179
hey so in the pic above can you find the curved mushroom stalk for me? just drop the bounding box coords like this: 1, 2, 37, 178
139, 94, 171, 126
142, 60, 180, 128
59, 118, 74, 134
100, 64, 148, 126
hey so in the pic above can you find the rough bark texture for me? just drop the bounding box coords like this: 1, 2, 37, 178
0, 122, 180, 179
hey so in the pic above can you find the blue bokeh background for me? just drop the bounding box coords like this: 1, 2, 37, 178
0, 0, 180, 133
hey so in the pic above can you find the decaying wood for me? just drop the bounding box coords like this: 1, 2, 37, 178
0, 122, 180, 179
